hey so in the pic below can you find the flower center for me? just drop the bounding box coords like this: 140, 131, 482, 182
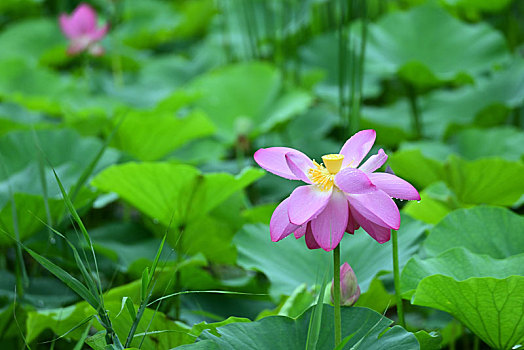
322, 154, 344, 174
308, 154, 344, 191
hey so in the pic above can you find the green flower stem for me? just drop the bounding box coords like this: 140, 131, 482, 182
333, 244, 342, 346
392, 229, 405, 328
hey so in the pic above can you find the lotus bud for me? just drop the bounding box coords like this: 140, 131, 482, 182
331, 262, 361, 306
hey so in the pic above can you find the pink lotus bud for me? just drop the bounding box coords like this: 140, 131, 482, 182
59, 3, 109, 56
331, 262, 361, 306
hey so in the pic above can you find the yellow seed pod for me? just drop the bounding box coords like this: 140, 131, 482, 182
321, 154, 344, 174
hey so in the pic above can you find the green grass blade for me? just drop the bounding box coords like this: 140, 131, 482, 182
148, 234, 166, 287
73, 318, 94, 350
125, 297, 137, 320
147, 290, 268, 307
141, 267, 149, 302
24, 246, 100, 309
32, 215, 101, 300
51, 167, 92, 246
13, 290, 32, 350
38, 315, 96, 345
306, 269, 329, 350
50, 168, 105, 300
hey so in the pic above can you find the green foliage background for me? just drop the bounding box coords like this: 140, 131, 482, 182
0, 0, 523, 349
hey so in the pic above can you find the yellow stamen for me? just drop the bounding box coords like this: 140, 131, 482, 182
308, 160, 335, 191
322, 154, 344, 174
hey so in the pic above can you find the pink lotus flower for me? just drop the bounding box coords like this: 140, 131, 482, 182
331, 262, 360, 306
59, 3, 108, 56
254, 129, 420, 251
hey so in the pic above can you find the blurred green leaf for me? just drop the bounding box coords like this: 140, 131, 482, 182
24, 247, 100, 310
115, 0, 215, 49
190, 62, 312, 143
364, 4, 510, 86
450, 127, 524, 161
388, 149, 446, 189
445, 155, 524, 206
0, 270, 77, 308
92, 163, 262, 262
0, 18, 63, 63
0, 129, 119, 243
362, 60, 524, 142
413, 330, 442, 350
403, 182, 456, 225
113, 109, 215, 161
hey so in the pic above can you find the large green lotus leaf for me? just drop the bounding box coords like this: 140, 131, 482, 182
0, 59, 79, 114
423, 206, 524, 259
441, 0, 513, 15
401, 247, 524, 297
180, 306, 419, 350
91, 162, 200, 226
0, 270, 77, 308
445, 156, 524, 206
113, 109, 215, 161
403, 182, 454, 225
0, 59, 125, 117
362, 60, 524, 142
91, 163, 262, 261
0, 18, 63, 63
0, 303, 27, 343
113, 0, 182, 48
389, 149, 524, 206
364, 4, 510, 85
0, 193, 64, 245
414, 330, 442, 350
0, 128, 119, 208
0, 103, 50, 137
450, 127, 524, 161
115, 0, 215, 49
189, 62, 312, 143
388, 149, 446, 189
135, 54, 216, 103
401, 207, 524, 348
0, 0, 41, 15
399, 126, 524, 164
361, 101, 415, 147
413, 275, 524, 349
235, 214, 429, 298
0, 58, 145, 119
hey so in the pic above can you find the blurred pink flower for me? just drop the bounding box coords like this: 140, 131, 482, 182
331, 262, 360, 306
59, 3, 108, 56
254, 129, 420, 251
